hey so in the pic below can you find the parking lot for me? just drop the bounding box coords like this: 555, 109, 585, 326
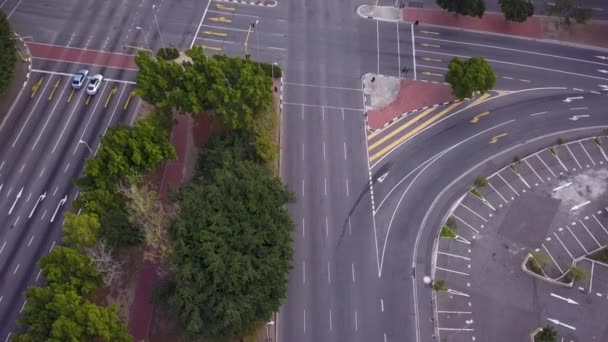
432, 136, 608, 342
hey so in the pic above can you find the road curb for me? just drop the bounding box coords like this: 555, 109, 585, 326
215, 0, 277, 8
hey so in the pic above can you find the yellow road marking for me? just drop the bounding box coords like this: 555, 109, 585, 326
104, 86, 117, 108
490, 133, 507, 144
202, 45, 222, 52
123, 90, 135, 110
421, 57, 442, 62
420, 43, 440, 48
48, 79, 60, 101
85, 95, 91, 105
215, 3, 235, 11
369, 107, 436, 151
367, 130, 380, 141
369, 102, 462, 162
203, 31, 228, 37
209, 16, 232, 23
466, 92, 491, 109
469, 111, 490, 124
422, 71, 442, 77
421, 30, 440, 35
67, 88, 75, 103
31, 76, 44, 98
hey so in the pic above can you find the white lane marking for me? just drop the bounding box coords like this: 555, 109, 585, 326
13, 264, 20, 275
343, 142, 347, 160
53, 186, 58, 196
302, 217, 305, 238
48, 240, 55, 253
453, 214, 479, 234
302, 261, 306, 284
524, 159, 543, 183
0, 161, 3, 170
381, 298, 384, 312
324, 178, 327, 197
553, 232, 574, 259
579, 141, 596, 166
435, 266, 470, 276
571, 200, 590, 211
6, 0, 24, 18
35, 269, 42, 281
566, 225, 589, 253
12, 76, 54, 148
579, 220, 601, 246
191, 0, 212, 48
565, 144, 582, 169
352, 263, 356, 283
26, 192, 31, 202
283, 102, 365, 112
542, 243, 564, 274
31, 69, 136, 83
301, 179, 304, 197
415, 36, 608, 67
39, 167, 45, 178
301, 143, 304, 161
593, 214, 608, 235
327, 262, 331, 284
348, 216, 352, 236
589, 261, 595, 293
502, 76, 514, 80
438, 327, 474, 331
346, 179, 350, 197
283, 82, 362, 92
0, 241, 6, 254
18, 163, 25, 174
323, 141, 326, 160
460, 203, 488, 222
497, 173, 519, 196
329, 309, 333, 332
437, 251, 471, 260
32, 83, 69, 151
303, 309, 306, 333
536, 154, 556, 177
27, 235, 34, 247
64, 163, 70, 173
519, 79, 531, 83
13, 216, 20, 226
488, 181, 508, 203
376, 20, 380, 74
570, 107, 588, 110
321, 106, 325, 121
51, 88, 88, 153
325, 217, 329, 237
550, 293, 579, 304
529, 111, 548, 116
354, 311, 358, 331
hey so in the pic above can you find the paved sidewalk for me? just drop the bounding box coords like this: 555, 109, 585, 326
363, 73, 454, 130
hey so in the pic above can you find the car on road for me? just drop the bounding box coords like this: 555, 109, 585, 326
86, 74, 104, 95
71, 69, 89, 89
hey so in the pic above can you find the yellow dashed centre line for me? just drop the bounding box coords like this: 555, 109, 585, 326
369, 102, 462, 162
48, 79, 60, 101
123, 90, 135, 110
31, 76, 44, 98
67, 88, 75, 103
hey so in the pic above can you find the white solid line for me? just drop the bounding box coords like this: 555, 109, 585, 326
435, 266, 470, 276
437, 310, 473, 314
283, 82, 362, 92
453, 214, 479, 234
12, 76, 54, 148
39, 167, 45, 178
376, 20, 380, 74
301, 179, 304, 197
593, 214, 608, 236
323, 141, 326, 160
589, 261, 595, 293
354, 311, 358, 331
348, 216, 352, 236
28, 235, 34, 247
488, 181, 508, 203
51, 88, 88, 153
0, 241, 6, 254
325, 217, 329, 237
436, 251, 471, 261
302, 217, 305, 238
416, 64, 448, 71
303, 309, 306, 333
346, 179, 350, 197
524, 159, 543, 183
497, 173, 519, 196
566, 225, 589, 253
578, 141, 596, 166
19, 301, 26, 313
396, 22, 401, 77
565, 144, 583, 169
343, 142, 347, 160
35, 269, 42, 281
327, 262, 331, 284
7, 0, 23, 18
579, 220, 601, 247
13, 264, 19, 275
536, 154, 556, 177
411, 24, 417, 80
49, 240, 56, 253
32, 83, 69, 150
64, 163, 69, 173
352, 263, 355, 283
438, 328, 474, 331
302, 261, 306, 284
529, 111, 548, 116
460, 203, 488, 222
381, 298, 384, 312
542, 243, 564, 274
191, 0, 212, 49
553, 232, 574, 259
329, 309, 333, 332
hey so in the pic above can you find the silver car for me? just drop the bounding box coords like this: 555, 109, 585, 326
86, 74, 104, 95
72, 69, 89, 89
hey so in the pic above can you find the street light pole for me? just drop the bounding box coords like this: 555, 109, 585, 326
135, 26, 151, 51
254, 19, 260, 67
78, 140, 94, 154
151, 4, 167, 48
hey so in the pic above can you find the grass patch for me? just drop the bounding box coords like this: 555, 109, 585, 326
589, 247, 608, 263
440, 226, 456, 238
470, 188, 482, 198
549, 147, 556, 155
432, 280, 448, 292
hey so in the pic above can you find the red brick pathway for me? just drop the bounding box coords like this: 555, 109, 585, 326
367, 79, 454, 130
27, 42, 139, 70
403, 8, 542, 39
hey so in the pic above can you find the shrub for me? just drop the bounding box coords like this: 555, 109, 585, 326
257, 62, 282, 78
157, 47, 180, 61
440, 226, 456, 238
474, 176, 488, 188
535, 325, 558, 342
432, 280, 448, 291
0, 12, 16, 96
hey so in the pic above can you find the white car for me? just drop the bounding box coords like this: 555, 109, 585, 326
86, 74, 104, 95
71, 69, 89, 89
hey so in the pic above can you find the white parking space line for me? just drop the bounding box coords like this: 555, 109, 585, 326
536, 154, 556, 177
497, 173, 519, 196
524, 159, 543, 183
542, 243, 564, 274
566, 225, 589, 253
593, 214, 608, 235
579, 220, 602, 246
553, 232, 574, 259
578, 141, 596, 166
437, 251, 471, 260
453, 214, 480, 234
487, 181, 508, 204
589, 261, 595, 293
438, 327, 474, 331
565, 144, 583, 170
437, 310, 472, 314
435, 266, 470, 276
459, 204, 488, 222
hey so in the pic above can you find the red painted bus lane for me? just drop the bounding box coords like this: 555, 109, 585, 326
27, 42, 139, 70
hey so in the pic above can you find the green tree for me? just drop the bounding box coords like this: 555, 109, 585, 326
14, 287, 130, 342
194, 130, 261, 180
62, 212, 100, 249
168, 159, 294, 339
445, 57, 496, 99
499, 0, 534, 22
38, 246, 101, 295
0, 11, 16, 96
545, 0, 592, 24
436, 0, 485, 17
535, 325, 558, 342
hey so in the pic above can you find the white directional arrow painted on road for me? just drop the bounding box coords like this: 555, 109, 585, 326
547, 318, 576, 331
29, 192, 47, 219
377, 172, 389, 183
563, 96, 584, 103
50, 194, 68, 223
598, 69, 608, 74
597, 56, 608, 60
550, 293, 579, 304
569, 114, 590, 121
8, 187, 23, 215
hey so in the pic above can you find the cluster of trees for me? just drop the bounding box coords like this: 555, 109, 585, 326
445, 56, 496, 99
436, 0, 591, 23
0, 11, 16, 95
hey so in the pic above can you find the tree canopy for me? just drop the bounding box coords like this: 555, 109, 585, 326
436, 0, 485, 17
545, 0, 592, 24
0, 11, 16, 96
62, 212, 100, 250
38, 246, 101, 296
14, 287, 130, 342
499, 0, 534, 22
166, 143, 294, 339
135, 47, 273, 130
536, 325, 558, 342
445, 57, 496, 99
